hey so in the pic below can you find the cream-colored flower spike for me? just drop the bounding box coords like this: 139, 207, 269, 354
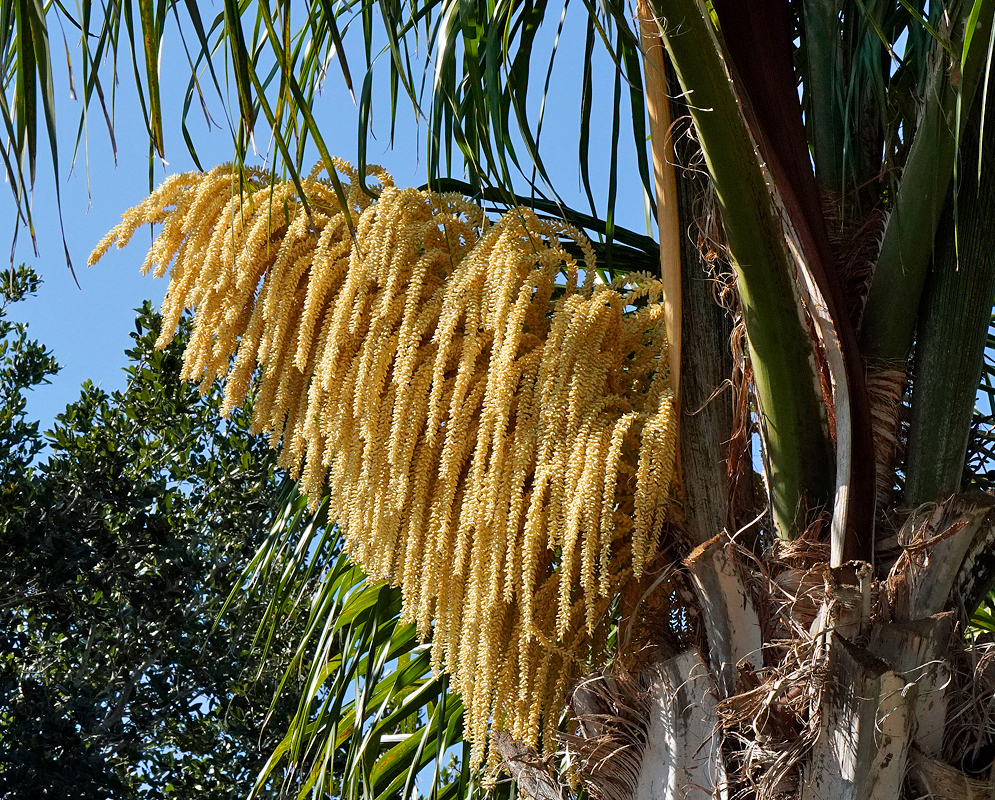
90, 160, 679, 767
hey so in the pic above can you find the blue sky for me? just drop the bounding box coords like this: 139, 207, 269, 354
6, 7, 650, 429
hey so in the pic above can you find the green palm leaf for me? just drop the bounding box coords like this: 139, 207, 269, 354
223, 487, 495, 800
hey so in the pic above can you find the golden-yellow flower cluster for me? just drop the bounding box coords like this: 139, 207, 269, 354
90, 161, 678, 767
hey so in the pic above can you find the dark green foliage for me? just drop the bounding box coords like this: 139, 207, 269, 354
0, 270, 308, 799
0, 266, 58, 482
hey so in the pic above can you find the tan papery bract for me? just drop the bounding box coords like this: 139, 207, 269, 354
90, 161, 678, 768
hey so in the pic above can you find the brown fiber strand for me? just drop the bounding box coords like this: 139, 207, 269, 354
89, 162, 678, 769
865, 364, 907, 504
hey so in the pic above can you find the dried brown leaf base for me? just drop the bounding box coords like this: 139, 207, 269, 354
501, 495, 995, 800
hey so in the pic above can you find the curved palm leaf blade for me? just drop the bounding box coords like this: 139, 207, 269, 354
3, 0, 657, 259
227, 487, 504, 800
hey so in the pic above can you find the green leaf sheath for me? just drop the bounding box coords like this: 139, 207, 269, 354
712, 0, 876, 561
860, 2, 995, 363
650, 0, 835, 538
802, 0, 847, 190
905, 88, 995, 505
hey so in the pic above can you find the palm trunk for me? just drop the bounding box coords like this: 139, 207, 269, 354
618, 495, 995, 800
574, 6, 995, 797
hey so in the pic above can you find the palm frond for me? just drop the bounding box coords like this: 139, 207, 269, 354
904, 79, 995, 504
226, 487, 493, 800
2, 0, 71, 270
4, 0, 663, 263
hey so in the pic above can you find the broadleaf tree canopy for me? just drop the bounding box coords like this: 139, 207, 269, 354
0, 268, 318, 799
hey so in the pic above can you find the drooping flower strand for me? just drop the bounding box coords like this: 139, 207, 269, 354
90, 162, 679, 768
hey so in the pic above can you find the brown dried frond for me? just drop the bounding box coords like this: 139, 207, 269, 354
943, 638, 995, 775
563, 667, 651, 800
717, 637, 827, 800
820, 190, 885, 330
90, 161, 680, 769
705, 530, 829, 800
726, 318, 760, 535
616, 557, 699, 664
865, 364, 908, 508
767, 527, 831, 637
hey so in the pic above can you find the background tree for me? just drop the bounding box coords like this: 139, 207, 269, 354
7, 2, 995, 799
0, 267, 319, 799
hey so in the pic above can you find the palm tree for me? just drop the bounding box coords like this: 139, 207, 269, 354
6, 1, 995, 798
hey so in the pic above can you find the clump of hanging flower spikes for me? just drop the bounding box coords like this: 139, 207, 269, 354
90, 159, 678, 767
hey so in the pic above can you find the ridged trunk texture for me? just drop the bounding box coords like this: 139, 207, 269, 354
624, 495, 995, 800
